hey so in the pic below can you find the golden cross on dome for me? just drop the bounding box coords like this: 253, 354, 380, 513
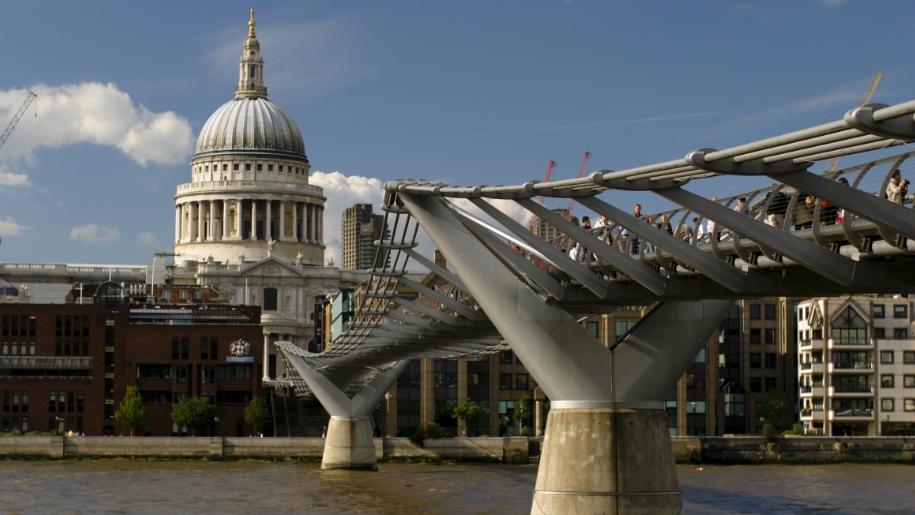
248, 8, 256, 38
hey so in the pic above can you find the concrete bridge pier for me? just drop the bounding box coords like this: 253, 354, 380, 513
399, 193, 732, 514
281, 351, 408, 470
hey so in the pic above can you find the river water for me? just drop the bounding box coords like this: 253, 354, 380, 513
0, 461, 912, 514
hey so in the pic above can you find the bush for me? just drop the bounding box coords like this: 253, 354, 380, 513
519, 427, 529, 436
424, 422, 441, 439
762, 424, 778, 441
9, 429, 22, 436
782, 422, 805, 435
409, 422, 442, 447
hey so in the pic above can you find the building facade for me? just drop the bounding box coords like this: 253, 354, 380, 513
0, 283, 263, 436
341, 204, 389, 271
797, 295, 915, 436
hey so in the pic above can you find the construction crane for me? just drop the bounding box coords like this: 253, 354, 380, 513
0, 92, 37, 152
564, 151, 592, 221
823, 73, 882, 176
528, 160, 557, 234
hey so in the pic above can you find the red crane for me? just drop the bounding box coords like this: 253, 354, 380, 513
528, 160, 557, 233
565, 152, 591, 221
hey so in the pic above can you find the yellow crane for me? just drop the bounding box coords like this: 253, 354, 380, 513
824, 73, 882, 176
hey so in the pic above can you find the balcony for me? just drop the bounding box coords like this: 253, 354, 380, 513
175, 180, 324, 197
832, 408, 873, 419
831, 386, 874, 397
801, 407, 825, 420
800, 339, 812, 349
800, 386, 824, 398
799, 362, 824, 374
832, 362, 873, 373
828, 338, 872, 349
799, 339, 824, 350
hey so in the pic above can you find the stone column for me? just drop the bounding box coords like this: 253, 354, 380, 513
222, 199, 229, 242
250, 199, 258, 240
318, 206, 324, 244
263, 332, 271, 381
190, 202, 198, 242
235, 199, 242, 240
310, 205, 316, 244
266, 199, 273, 241
197, 201, 205, 242
279, 201, 286, 241
299, 203, 306, 242
175, 204, 181, 244
208, 200, 216, 241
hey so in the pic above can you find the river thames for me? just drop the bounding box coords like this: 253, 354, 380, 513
0, 461, 912, 514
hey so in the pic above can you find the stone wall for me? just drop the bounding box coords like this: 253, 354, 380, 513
671, 435, 915, 463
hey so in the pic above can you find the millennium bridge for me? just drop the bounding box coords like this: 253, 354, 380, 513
279, 100, 915, 514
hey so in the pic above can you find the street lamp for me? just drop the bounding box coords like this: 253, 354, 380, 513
690, 402, 698, 436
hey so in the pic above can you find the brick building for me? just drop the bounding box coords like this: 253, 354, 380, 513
0, 282, 263, 436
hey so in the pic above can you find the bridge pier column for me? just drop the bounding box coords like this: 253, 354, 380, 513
398, 193, 732, 514
278, 348, 408, 471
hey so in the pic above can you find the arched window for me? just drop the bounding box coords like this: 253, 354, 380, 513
263, 288, 278, 311
832, 306, 867, 345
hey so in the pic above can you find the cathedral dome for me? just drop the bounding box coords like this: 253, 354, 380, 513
194, 97, 307, 161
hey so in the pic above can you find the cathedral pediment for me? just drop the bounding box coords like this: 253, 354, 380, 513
239, 256, 307, 278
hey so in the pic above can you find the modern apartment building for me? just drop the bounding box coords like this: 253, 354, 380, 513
797, 295, 915, 436
341, 204, 390, 271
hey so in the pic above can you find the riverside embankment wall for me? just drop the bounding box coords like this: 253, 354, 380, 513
1, 436, 913, 463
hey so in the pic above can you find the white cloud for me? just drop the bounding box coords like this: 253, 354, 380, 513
135, 231, 158, 247
208, 14, 372, 98
0, 216, 27, 236
0, 168, 30, 188
70, 224, 120, 244
0, 83, 195, 166
819, 0, 848, 6
310, 171, 384, 266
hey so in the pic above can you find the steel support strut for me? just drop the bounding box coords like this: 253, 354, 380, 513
282, 352, 408, 470
399, 193, 731, 514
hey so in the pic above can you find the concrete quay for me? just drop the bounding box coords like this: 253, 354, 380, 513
671, 435, 915, 464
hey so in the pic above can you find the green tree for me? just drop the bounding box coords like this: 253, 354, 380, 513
758, 389, 790, 426
513, 394, 533, 426
114, 386, 150, 436
171, 396, 217, 437
452, 402, 483, 427
244, 397, 269, 435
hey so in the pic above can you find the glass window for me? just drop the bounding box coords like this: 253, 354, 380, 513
904, 375, 915, 388
832, 306, 867, 345
179, 290, 188, 300
263, 288, 278, 311
750, 353, 761, 368
882, 351, 894, 364
905, 352, 915, 364
882, 375, 895, 388
586, 322, 599, 338
750, 329, 761, 344
765, 329, 776, 344
895, 328, 908, 339
749, 305, 761, 320
765, 353, 777, 369
694, 348, 706, 363
499, 374, 512, 390
750, 377, 761, 393
765, 304, 776, 320
873, 304, 885, 318
516, 374, 529, 390
174, 365, 188, 384
202, 366, 216, 384
875, 328, 886, 339
882, 398, 894, 412
765, 378, 777, 392
499, 351, 513, 364
894, 305, 908, 319
906, 399, 915, 412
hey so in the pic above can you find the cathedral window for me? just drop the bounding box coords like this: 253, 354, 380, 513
263, 288, 278, 312
245, 164, 251, 171
256, 164, 262, 171
223, 164, 228, 171
267, 164, 273, 172
278, 165, 283, 172
233, 164, 239, 171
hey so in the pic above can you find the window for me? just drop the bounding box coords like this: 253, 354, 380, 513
201, 338, 209, 360
268, 164, 273, 172
263, 288, 278, 311
76, 391, 83, 413
765, 304, 776, 320
750, 329, 761, 344
882, 375, 895, 388
905, 352, 915, 364
217, 392, 252, 405
904, 375, 915, 388
136, 364, 173, 379
217, 365, 253, 380
832, 306, 867, 345
499, 350, 513, 364
765, 353, 777, 369
765, 329, 776, 344
181, 337, 189, 360
765, 378, 777, 392
750, 377, 761, 393
49, 391, 56, 413
174, 365, 188, 384
201, 366, 216, 384
750, 304, 761, 320
874, 328, 886, 339
256, 164, 262, 171
278, 165, 283, 173
141, 391, 172, 405
516, 374, 529, 390
179, 290, 188, 300
882, 351, 894, 364
750, 353, 761, 368
193, 291, 203, 301
874, 304, 885, 318
906, 399, 915, 412
895, 328, 908, 339
499, 374, 512, 390
21, 391, 27, 413
586, 322, 599, 338
894, 305, 908, 319
615, 321, 635, 337
695, 348, 706, 362
172, 337, 179, 360
245, 163, 252, 171
211, 337, 218, 360
882, 398, 895, 412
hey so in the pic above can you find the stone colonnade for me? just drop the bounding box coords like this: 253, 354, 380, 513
175, 198, 323, 245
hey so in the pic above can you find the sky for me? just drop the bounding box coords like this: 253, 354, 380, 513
1, 0, 914, 266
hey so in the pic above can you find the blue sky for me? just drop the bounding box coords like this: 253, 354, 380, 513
1, 0, 913, 265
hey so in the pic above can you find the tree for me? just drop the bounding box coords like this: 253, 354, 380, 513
758, 389, 790, 426
114, 386, 150, 436
244, 397, 269, 435
452, 402, 483, 428
171, 396, 217, 437
513, 394, 533, 426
